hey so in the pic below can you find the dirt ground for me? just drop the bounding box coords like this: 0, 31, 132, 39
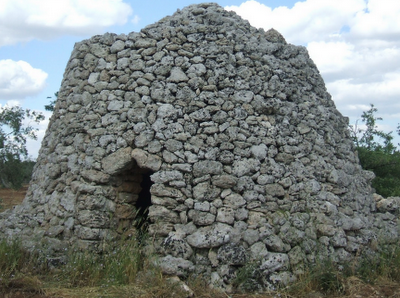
0, 186, 27, 211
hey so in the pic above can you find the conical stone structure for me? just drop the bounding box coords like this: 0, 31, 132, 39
1, 2, 399, 289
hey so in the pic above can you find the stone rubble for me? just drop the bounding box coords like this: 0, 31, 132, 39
1, 2, 399, 290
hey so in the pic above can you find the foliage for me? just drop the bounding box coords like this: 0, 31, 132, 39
350, 104, 396, 153
0, 105, 44, 189
3, 237, 400, 297
357, 245, 400, 283
57, 236, 147, 287
45, 92, 58, 112
0, 239, 46, 290
350, 104, 400, 197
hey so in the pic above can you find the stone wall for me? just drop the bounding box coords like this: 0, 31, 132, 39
1, 2, 399, 290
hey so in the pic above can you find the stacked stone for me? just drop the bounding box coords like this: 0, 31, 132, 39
1, 2, 399, 290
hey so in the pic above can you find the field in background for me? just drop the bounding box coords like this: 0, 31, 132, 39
0, 185, 27, 211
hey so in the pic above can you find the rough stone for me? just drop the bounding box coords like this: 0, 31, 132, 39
102, 147, 133, 175
0, 2, 398, 292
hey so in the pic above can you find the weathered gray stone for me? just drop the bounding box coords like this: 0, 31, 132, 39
217, 243, 248, 265
131, 148, 162, 171
163, 233, 193, 259
250, 242, 269, 260
186, 223, 232, 248
260, 253, 289, 274
148, 205, 180, 223
188, 210, 215, 226
168, 67, 189, 82
193, 182, 221, 201
1, 2, 398, 292
158, 255, 194, 276
212, 175, 238, 189
243, 229, 260, 246
193, 160, 223, 177
102, 147, 133, 175
151, 171, 183, 183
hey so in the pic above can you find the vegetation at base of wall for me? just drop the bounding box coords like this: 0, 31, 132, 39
55, 236, 147, 287
2, 238, 400, 297
284, 245, 400, 297
350, 104, 400, 197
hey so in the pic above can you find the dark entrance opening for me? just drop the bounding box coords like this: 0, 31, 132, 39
135, 171, 153, 232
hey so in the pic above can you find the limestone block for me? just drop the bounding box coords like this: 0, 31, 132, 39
131, 148, 162, 171
235, 208, 249, 221
316, 224, 336, 236
232, 158, 260, 176
265, 183, 285, 197
81, 169, 110, 183
110, 40, 125, 53
168, 67, 189, 82
194, 201, 210, 212
193, 160, 223, 177
331, 229, 347, 248
188, 210, 215, 226
76, 226, 100, 240
223, 193, 246, 209
193, 182, 221, 201
250, 242, 269, 260
216, 207, 235, 225
163, 233, 193, 259
376, 197, 400, 213
77, 210, 110, 228
269, 272, 296, 286
151, 170, 183, 183
217, 243, 248, 265
151, 184, 184, 198
148, 221, 174, 236
158, 255, 194, 276
102, 147, 133, 175
151, 196, 178, 208
186, 223, 232, 248
260, 253, 289, 274
264, 234, 286, 252
1, 2, 399, 291
212, 175, 237, 189
243, 229, 260, 246
250, 144, 268, 160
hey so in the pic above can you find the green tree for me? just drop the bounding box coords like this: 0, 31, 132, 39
350, 104, 400, 197
0, 105, 44, 189
45, 92, 58, 112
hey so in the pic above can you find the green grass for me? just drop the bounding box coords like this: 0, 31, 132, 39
2, 238, 400, 297
56, 238, 146, 287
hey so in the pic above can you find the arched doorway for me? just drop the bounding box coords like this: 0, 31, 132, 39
113, 167, 154, 238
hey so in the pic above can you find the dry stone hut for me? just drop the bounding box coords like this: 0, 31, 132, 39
1, 2, 399, 289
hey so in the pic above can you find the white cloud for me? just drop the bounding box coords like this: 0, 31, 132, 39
25, 111, 51, 159
308, 41, 400, 82
0, 59, 48, 100
131, 15, 141, 25
0, 0, 133, 46
350, 0, 400, 40
327, 72, 400, 109
226, 0, 400, 144
226, 0, 366, 45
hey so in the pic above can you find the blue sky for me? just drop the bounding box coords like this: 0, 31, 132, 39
1, 0, 400, 158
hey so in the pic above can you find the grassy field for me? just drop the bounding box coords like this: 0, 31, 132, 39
1, 188, 400, 298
